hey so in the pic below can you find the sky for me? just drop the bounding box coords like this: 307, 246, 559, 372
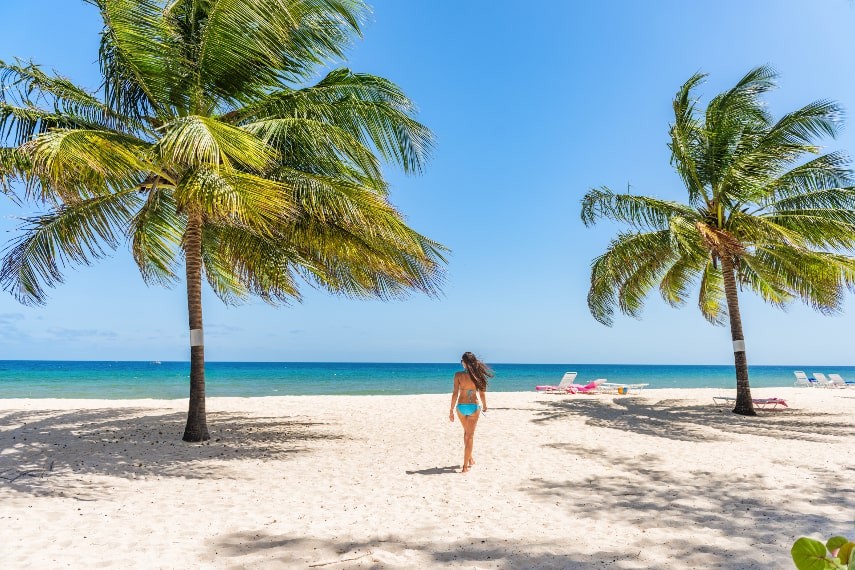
1, 0, 855, 365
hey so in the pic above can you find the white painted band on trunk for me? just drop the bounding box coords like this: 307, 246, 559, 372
190, 329, 204, 347
733, 339, 745, 352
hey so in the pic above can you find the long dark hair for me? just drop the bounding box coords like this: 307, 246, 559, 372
461, 351, 493, 391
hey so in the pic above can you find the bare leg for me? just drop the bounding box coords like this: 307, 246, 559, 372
467, 411, 479, 468
457, 410, 480, 472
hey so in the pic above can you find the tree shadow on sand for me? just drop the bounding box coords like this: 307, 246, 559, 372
521, 397, 855, 568
208, 532, 650, 569
520, 448, 848, 569
532, 396, 855, 443
0, 407, 344, 499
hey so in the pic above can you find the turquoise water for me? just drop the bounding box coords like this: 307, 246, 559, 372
0, 361, 851, 399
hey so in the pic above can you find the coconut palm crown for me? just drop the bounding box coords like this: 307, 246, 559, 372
0, 0, 446, 440
581, 67, 855, 415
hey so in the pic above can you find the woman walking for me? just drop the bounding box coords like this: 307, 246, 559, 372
449, 352, 492, 472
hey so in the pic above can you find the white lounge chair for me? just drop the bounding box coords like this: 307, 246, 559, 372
536, 372, 578, 393
793, 371, 815, 387
599, 382, 649, 395
713, 395, 788, 410
828, 373, 855, 388
812, 372, 835, 388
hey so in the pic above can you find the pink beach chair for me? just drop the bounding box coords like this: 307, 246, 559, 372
537, 377, 605, 395
567, 380, 605, 394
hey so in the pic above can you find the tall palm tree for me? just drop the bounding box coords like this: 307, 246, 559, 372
581, 67, 855, 415
0, 0, 446, 440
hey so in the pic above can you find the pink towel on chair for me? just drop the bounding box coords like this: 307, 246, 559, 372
568, 381, 601, 394
755, 397, 788, 408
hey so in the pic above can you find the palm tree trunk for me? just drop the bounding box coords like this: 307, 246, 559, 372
719, 255, 756, 416
182, 209, 210, 441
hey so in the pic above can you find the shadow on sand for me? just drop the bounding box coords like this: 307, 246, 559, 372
510, 396, 855, 568
405, 465, 459, 475
532, 396, 855, 443
0, 406, 344, 499
209, 532, 645, 569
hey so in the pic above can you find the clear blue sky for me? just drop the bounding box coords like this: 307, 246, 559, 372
1, 0, 854, 364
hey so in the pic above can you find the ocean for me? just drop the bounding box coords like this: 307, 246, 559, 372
0, 360, 848, 399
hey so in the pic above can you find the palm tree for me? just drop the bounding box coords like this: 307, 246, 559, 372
581, 67, 855, 415
0, 0, 446, 440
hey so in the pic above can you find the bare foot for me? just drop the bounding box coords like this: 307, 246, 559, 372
468, 457, 475, 467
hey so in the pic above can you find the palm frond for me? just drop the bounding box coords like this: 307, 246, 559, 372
169, 0, 366, 102
659, 250, 705, 308
275, 166, 393, 225
242, 117, 382, 181
703, 66, 776, 192
760, 152, 854, 208
669, 72, 709, 205
736, 253, 793, 309
697, 259, 727, 325
759, 211, 855, 249
130, 187, 184, 286
750, 246, 855, 314
0, 59, 129, 137
94, 0, 187, 118
156, 115, 277, 172
723, 102, 845, 203
291, 219, 447, 300
24, 128, 151, 200
174, 167, 295, 232
0, 189, 142, 304
201, 222, 300, 304
231, 70, 433, 174
581, 187, 696, 230
727, 211, 810, 248
587, 230, 676, 325
0, 146, 33, 198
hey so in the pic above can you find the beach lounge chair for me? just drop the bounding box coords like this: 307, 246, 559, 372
567, 379, 605, 394
812, 372, 835, 388
599, 382, 649, 395
536, 372, 578, 393
828, 373, 855, 388
537, 377, 604, 395
793, 371, 815, 387
712, 396, 788, 410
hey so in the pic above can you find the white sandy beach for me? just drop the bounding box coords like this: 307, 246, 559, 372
1, 388, 853, 569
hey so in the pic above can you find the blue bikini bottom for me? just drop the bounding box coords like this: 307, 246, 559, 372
456, 403, 480, 416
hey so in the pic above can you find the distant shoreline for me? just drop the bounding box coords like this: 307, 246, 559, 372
1, 361, 852, 399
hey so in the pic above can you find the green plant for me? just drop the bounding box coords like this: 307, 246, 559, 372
0, 0, 446, 441
792, 536, 855, 569
581, 67, 855, 415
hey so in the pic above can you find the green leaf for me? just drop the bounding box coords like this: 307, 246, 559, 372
791, 537, 835, 570
836, 542, 855, 565
828, 537, 850, 552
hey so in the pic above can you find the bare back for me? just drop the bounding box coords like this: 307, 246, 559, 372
454, 371, 481, 405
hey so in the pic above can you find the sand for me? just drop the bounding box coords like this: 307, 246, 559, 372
1, 387, 853, 569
